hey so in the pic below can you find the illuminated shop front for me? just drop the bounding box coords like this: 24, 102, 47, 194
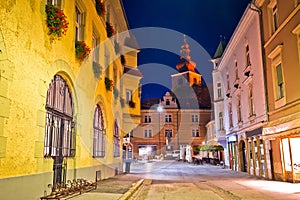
245, 128, 266, 178
263, 118, 300, 182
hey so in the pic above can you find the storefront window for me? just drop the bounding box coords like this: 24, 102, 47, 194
282, 138, 292, 171
290, 138, 300, 173
254, 140, 259, 169
249, 140, 253, 168
260, 139, 265, 176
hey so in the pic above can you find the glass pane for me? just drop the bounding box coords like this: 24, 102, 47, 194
290, 138, 300, 172
282, 138, 292, 171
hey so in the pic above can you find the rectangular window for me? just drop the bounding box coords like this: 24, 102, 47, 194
246, 45, 251, 66
219, 112, 224, 130
47, 0, 62, 7
92, 33, 99, 63
165, 129, 172, 137
192, 129, 200, 137
276, 63, 284, 99
226, 73, 230, 91
235, 61, 238, 80
144, 115, 151, 123
249, 85, 255, 116
144, 130, 152, 138
192, 114, 199, 122
229, 102, 233, 128
75, 6, 84, 41
217, 82, 222, 98
268, 2, 279, 34
237, 96, 242, 122
165, 114, 172, 122
126, 89, 132, 103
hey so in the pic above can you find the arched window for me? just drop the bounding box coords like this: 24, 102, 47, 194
93, 105, 105, 157
44, 75, 74, 187
44, 75, 75, 158
113, 120, 120, 157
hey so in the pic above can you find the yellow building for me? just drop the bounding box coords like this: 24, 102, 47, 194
255, 0, 300, 182
0, 0, 141, 199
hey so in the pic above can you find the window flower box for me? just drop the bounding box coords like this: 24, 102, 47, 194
95, 0, 105, 16
129, 100, 136, 108
45, 4, 69, 41
75, 41, 91, 62
106, 22, 115, 37
105, 77, 114, 91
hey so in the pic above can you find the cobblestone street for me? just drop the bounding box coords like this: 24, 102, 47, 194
128, 160, 300, 200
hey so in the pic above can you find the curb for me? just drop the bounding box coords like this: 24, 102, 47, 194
118, 179, 145, 200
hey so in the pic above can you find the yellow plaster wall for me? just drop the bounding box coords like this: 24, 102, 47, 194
0, 0, 134, 180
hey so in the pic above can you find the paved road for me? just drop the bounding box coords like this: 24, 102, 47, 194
128, 160, 300, 200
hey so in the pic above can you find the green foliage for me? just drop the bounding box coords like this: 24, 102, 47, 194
45, 4, 69, 41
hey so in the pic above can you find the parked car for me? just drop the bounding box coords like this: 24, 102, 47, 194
172, 150, 180, 159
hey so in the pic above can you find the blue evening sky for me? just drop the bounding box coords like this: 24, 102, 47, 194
122, 0, 251, 101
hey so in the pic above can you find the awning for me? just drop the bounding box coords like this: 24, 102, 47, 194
263, 117, 300, 139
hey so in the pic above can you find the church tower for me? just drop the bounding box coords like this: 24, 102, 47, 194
172, 35, 202, 91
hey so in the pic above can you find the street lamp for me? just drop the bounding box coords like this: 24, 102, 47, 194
157, 105, 163, 156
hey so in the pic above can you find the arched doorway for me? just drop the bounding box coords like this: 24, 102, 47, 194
240, 140, 247, 172
44, 75, 75, 188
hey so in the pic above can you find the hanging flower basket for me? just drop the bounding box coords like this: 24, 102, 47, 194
95, 0, 106, 16
129, 100, 136, 108
106, 22, 115, 37
105, 77, 114, 91
75, 41, 91, 62
45, 4, 69, 41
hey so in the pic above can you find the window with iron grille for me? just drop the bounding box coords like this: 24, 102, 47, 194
113, 120, 120, 157
44, 75, 75, 157
93, 105, 105, 157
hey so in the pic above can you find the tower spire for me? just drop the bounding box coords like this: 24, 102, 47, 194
180, 35, 191, 61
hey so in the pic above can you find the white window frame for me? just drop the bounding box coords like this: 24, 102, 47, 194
144, 130, 152, 138
268, 45, 286, 108
126, 89, 132, 103
219, 112, 224, 130
75, 5, 85, 41
217, 82, 222, 99
192, 129, 200, 137
268, 0, 279, 34
248, 84, 255, 117
192, 114, 199, 122
165, 114, 172, 122
292, 24, 300, 65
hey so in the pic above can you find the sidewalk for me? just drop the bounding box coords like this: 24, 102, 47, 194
70, 173, 143, 200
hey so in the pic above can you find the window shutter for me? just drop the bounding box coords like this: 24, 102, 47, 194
276, 63, 283, 85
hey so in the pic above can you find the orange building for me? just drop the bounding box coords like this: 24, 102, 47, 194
130, 37, 211, 161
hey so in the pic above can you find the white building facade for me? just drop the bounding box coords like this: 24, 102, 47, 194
215, 4, 270, 178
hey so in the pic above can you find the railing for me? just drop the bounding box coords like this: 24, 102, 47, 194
40, 179, 97, 200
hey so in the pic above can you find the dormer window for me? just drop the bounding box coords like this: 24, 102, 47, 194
166, 99, 170, 105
